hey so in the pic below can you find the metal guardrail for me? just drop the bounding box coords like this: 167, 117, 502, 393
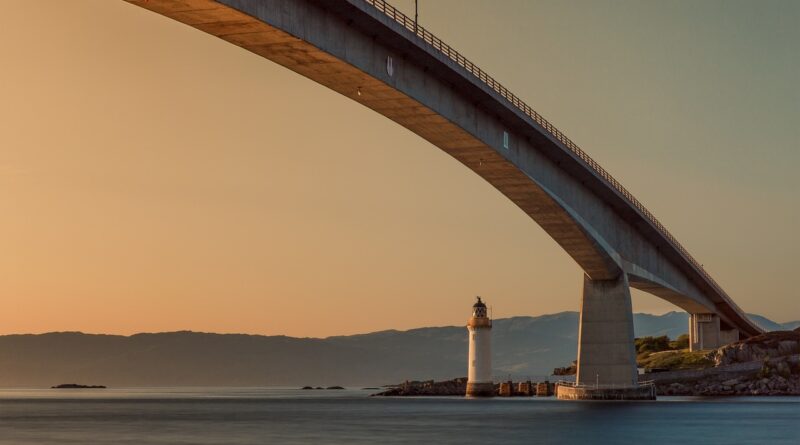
362, 0, 751, 321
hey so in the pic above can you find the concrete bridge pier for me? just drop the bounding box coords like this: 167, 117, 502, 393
689, 313, 740, 351
557, 273, 655, 400
576, 273, 638, 387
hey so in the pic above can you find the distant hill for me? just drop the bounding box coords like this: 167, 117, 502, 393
784, 321, 800, 331
0, 312, 793, 387
746, 313, 795, 332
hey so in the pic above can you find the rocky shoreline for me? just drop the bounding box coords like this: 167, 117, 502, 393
372, 378, 555, 397
650, 329, 800, 396
656, 372, 800, 396
372, 378, 468, 396
376, 330, 800, 397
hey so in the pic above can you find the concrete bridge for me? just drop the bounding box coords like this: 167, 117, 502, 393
125, 0, 764, 395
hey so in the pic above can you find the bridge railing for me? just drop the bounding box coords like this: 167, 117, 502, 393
363, 0, 743, 315
555, 380, 656, 389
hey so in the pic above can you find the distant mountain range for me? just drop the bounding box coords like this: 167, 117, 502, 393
0, 312, 796, 387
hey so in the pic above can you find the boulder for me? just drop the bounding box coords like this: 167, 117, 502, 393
714, 331, 800, 366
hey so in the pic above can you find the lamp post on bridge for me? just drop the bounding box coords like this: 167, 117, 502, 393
414, 0, 418, 34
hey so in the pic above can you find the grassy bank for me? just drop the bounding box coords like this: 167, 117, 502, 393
635, 334, 714, 371
638, 349, 713, 371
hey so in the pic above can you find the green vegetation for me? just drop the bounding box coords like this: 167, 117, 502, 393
635, 334, 711, 371
637, 350, 713, 371
635, 335, 670, 354
669, 334, 689, 350
635, 334, 689, 355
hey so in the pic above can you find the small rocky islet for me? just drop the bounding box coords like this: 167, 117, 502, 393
51, 383, 106, 389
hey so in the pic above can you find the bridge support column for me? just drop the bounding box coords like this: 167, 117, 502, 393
557, 273, 655, 400
576, 273, 638, 387
689, 313, 718, 351
689, 314, 739, 351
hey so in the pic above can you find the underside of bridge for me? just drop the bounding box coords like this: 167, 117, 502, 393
124, 0, 763, 398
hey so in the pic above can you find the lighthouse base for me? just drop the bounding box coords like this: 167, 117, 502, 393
465, 382, 495, 397
556, 383, 656, 401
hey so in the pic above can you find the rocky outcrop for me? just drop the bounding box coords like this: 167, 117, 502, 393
657, 361, 800, 396
373, 378, 555, 397
655, 331, 800, 396
372, 378, 468, 396
713, 331, 799, 366
553, 361, 577, 376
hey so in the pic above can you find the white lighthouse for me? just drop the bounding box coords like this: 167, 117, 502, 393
466, 296, 494, 397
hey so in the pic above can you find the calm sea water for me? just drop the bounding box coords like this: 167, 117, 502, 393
0, 388, 797, 444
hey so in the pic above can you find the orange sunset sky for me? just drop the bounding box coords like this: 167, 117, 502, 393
1, 0, 798, 337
